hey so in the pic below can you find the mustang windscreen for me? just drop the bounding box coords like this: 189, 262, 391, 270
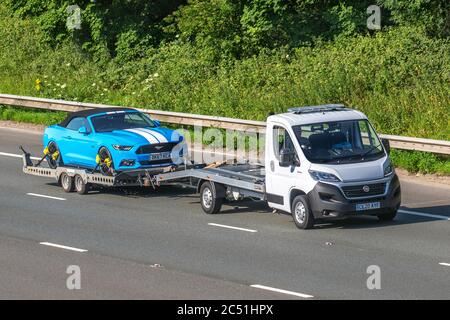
91, 112, 156, 132
292, 119, 384, 163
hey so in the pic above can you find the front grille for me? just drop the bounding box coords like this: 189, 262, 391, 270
341, 183, 386, 198
136, 142, 176, 154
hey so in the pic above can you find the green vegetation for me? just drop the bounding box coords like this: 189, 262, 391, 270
390, 150, 450, 175
0, 1, 448, 173
0, 106, 66, 125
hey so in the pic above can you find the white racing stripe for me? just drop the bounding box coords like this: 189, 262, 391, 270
137, 128, 168, 143
398, 209, 450, 221
208, 223, 257, 233
40, 242, 87, 252
26, 193, 66, 201
125, 128, 159, 144
250, 284, 314, 298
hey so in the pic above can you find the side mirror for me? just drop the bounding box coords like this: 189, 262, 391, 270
279, 148, 294, 167
153, 120, 161, 127
381, 138, 390, 154
78, 126, 89, 135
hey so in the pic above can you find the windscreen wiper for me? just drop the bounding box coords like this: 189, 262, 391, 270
361, 144, 382, 157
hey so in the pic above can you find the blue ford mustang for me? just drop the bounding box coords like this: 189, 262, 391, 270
43, 108, 187, 174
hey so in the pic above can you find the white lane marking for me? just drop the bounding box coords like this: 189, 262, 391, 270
208, 223, 257, 233
125, 128, 158, 143
138, 128, 168, 143
40, 242, 87, 253
0, 151, 42, 161
398, 209, 450, 221
26, 193, 66, 201
439, 262, 450, 267
250, 284, 314, 299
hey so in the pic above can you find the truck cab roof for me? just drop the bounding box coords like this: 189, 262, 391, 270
268, 105, 368, 127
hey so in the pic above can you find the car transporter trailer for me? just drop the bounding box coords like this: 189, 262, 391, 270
21, 147, 267, 215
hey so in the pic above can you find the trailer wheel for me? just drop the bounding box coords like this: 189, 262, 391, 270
74, 174, 89, 195
292, 195, 314, 230
60, 172, 74, 193
200, 181, 223, 214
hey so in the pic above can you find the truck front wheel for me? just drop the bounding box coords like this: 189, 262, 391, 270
377, 209, 397, 222
200, 181, 223, 214
292, 195, 315, 230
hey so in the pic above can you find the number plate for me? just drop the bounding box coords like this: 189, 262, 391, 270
356, 202, 380, 211
150, 152, 171, 161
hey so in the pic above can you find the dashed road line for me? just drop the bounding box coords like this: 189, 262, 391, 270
208, 223, 257, 233
0, 151, 41, 161
39, 242, 88, 253
26, 193, 66, 201
250, 284, 314, 298
439, 262, 450, 267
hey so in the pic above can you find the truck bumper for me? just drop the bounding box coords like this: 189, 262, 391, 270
306, 174, 401, 219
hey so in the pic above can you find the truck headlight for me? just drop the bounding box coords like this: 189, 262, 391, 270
309, 170, 341, 182
112, 145, 133, 151
384, 161, 394, 176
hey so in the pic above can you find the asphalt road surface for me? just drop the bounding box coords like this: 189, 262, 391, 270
0, 127, 449, 299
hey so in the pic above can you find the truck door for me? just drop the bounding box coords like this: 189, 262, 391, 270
265, 124, 300, 212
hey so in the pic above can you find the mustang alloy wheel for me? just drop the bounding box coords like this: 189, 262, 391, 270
46, 141, 63, 169
97, 147, 114, 176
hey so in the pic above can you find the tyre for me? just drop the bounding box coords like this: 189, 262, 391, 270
200, 181, 223, 214
60, 172, 74, 193
98, 147, 114, 176
74, 174, 89, 195
291, 195, 315, 229
377, 209, 397, 222
46, 141, 63, 169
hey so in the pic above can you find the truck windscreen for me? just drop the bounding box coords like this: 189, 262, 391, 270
292, 119, 384, 163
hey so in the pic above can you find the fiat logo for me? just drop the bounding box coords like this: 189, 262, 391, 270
363, 185, 370, 193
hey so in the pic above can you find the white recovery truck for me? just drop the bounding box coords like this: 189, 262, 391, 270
22, 104, 401, 229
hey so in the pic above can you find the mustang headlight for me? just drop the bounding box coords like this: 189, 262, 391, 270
309, 170, 341, 182
384, 160, 394, 176
112, 145, 133, 151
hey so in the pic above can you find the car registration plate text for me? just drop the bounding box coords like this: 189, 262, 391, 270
356, 202, 380, 211
150, 152, 171, 161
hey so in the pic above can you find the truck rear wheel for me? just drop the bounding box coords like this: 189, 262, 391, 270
200, 181, 223, 214
74, 174, 89, 195
377, 209, 397, 222
60, 172, 74, 193
292, 195, 315, 230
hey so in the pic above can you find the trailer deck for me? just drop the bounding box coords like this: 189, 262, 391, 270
21, 148, 267, 202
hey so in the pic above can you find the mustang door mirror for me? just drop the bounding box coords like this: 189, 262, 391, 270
78, 126, 89, 135
153, 120, 161, 127
279, 148, 294, 167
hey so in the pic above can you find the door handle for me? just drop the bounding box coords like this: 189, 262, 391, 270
63, 136, 72, 139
